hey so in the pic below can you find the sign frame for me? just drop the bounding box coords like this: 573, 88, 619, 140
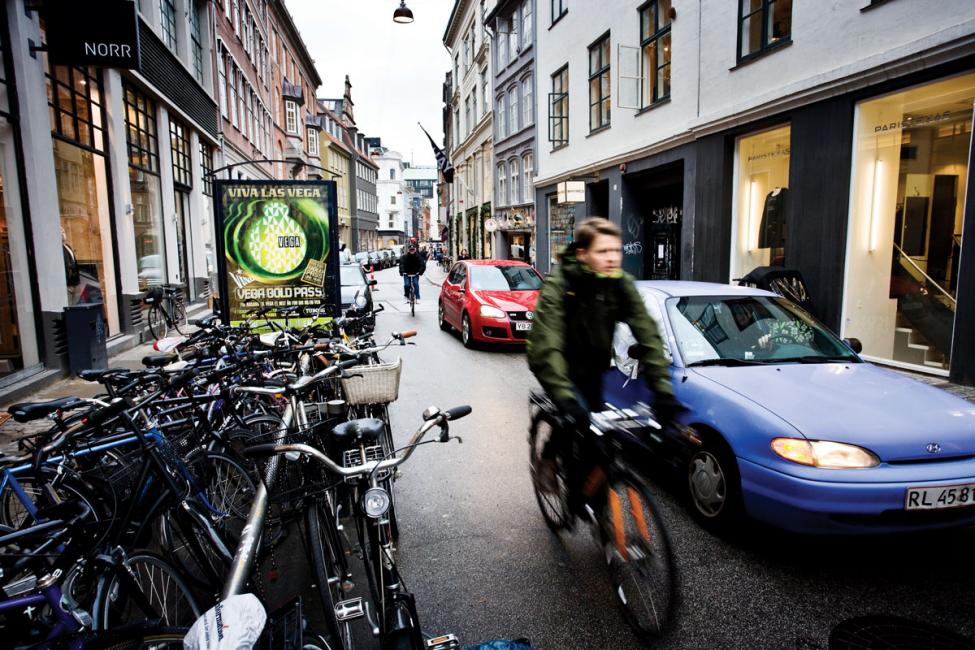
213, 179, 341, 329
557, 180, 586, 204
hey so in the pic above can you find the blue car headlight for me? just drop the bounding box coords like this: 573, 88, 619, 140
771, 438, 880, 469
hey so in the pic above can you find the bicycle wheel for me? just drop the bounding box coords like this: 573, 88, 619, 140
600, 475, 677, 640
171, 298, 187, 335
305, 502, 351, 649
409, 291, 415, 317
0, 470, 102, 528
528, 412, 571, 531
147, 304, 168, 340
157, 501, 234, 591
97, 551, 201, 630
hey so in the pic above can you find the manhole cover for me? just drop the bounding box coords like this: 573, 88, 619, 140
830, 616, 975, 649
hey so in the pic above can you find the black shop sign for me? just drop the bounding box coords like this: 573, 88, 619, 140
45, 0, 141, 69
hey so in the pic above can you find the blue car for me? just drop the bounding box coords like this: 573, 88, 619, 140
604, 281, 975, 535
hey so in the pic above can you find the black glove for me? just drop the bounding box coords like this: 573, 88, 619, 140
652, 395, 690, 427
556, 398, 590, 430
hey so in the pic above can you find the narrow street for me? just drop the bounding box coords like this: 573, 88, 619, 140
353, 266, 975, 648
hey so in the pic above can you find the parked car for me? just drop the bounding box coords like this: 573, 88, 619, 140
354, 251, 370, 269
379, 250, 395, 269
340, 263, 375, 313
439, 260, 543, 348
391, 244, 404, 262
367, 251, 383, 270
604, 280, 975, 535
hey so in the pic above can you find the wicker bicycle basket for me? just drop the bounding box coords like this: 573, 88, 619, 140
340, 358, 402, 405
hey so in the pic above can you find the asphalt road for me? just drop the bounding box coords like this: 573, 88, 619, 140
321, 265, 975, 650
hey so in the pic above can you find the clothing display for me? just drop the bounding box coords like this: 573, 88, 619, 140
758, 187, 788, 250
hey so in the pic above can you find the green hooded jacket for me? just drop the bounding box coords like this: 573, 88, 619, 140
526, 244, 674, 405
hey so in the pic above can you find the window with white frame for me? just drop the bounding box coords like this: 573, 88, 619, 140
589, 33, 611, 131
233, 0, 241, 35
552, 0, 567, 24
508, 8, 520, 56
522, 152, 533, 203
308, 127, 319, 155
481, 71, 489, 114
465, 94, 472, 136
509, 158, 520, 205
498, 17, 510, 68
496, 95, 506, 138
230, 65, 239, 127
549, 65, 568, 147
508, 86, 519, 134
522, 74, 533, 125
522, 0, 533, 49
498, 162, 507, 206
285, 100, 298, 134
190, 1, 204, 81
218, 49, 228, 117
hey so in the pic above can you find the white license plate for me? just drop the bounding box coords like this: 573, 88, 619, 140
905, 483, 975, 510
514, 322, 533, 331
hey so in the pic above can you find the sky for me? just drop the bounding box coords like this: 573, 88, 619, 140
286, 0, 454, 167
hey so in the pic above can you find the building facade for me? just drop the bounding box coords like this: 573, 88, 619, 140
404, 164, 438, 240
444, 0, 493, 259
373, 146, 408, 247
533, 0, 975, 384
0, 0, 223, 397
319, 103, 353, 247
486, 0, 535, 262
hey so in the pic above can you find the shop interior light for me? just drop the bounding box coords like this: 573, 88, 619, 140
868, 159, 883, 252
393, 0, 414, 24
747, 178, 759, 252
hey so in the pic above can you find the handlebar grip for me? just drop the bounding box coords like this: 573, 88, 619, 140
399, 329, 417, 339
242, 444, 277, 458
444, 405, 472, 421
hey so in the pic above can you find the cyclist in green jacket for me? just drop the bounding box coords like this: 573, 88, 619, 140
527, 218, 685, 486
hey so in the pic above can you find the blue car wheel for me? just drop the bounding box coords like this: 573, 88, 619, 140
686, 437, 743, 533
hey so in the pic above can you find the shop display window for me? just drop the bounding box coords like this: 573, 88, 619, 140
548, 195, 575, 265
0, 145, 24, 375
843, 73, 974, 371
730, 124, 791, 282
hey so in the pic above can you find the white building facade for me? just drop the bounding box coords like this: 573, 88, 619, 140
374, 148, 408, 246
533, 0, 975, 384
444, 0, 494, 258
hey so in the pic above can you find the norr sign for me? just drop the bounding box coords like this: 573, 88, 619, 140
45, 0, 141, 69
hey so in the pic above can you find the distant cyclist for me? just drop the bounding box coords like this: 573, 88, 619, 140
527, 217, 686, 489
399, 244, 426, 302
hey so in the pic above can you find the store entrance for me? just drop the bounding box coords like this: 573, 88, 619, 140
625, 162, 683, 280
844, 73, 973, 372
174, 189, 192, 301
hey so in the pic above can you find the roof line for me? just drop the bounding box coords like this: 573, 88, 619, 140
270, 0, 323, 87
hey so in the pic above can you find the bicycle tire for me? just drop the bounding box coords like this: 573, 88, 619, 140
96, 551, 201, 630
0, 469, 102, 529
147, 304, 168, 340
157, 500, 234, 591
528, 412, 572, 531
600, 475, 678, 640
76, 627, 187, 649
171, 298, 187, 335
305, 501, 350, 648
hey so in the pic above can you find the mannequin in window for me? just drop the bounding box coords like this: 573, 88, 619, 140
758, 187, 788, 266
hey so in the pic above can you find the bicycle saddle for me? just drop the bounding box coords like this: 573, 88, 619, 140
77, 367, 129, 381
331, 418, 385, 445
8, 397, 87, 423
191, 314, 218, 327
143, 353, 177, 367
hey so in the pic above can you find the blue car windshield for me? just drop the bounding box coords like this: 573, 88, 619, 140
469, 266, 543, 291
666, 296, 857, 365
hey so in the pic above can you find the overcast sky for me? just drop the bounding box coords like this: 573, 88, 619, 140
286, 0, 453, 167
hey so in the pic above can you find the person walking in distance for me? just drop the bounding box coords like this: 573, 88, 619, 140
526, 217, 687, 490
399, 244, 426, 302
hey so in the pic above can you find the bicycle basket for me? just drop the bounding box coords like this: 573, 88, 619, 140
143, 285, 164, 305
340, 358, 402, 405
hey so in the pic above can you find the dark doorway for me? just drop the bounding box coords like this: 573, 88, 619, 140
587, 180, 609, 218
622, 161, 684, 280
928, 174, 957, 287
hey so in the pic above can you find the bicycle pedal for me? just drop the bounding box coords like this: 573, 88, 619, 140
334, 597, 366, 622
426, 634, 461, 650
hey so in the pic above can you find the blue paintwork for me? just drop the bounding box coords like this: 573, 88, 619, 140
604, 281, 975, 534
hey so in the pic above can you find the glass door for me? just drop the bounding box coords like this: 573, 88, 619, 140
174, 189, 192, 300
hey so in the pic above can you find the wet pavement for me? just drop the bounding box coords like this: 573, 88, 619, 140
3, 265, 975, 648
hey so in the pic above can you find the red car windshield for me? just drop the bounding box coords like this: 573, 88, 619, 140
469, 265, 543, 291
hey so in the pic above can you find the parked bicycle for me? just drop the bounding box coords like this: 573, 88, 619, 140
528, 392, 678, 640
144, 284, 187, 340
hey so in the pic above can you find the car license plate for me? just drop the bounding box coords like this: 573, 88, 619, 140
905, 483, 975, 510
515, 322, 533, 331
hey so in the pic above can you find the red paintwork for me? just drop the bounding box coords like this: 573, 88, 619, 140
439, 260, 542, 344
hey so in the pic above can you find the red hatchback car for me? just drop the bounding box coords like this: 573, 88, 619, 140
439, 260, 544, 347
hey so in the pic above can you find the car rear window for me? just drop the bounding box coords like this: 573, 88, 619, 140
469, 265, 542, 291
340, 266, 363, 286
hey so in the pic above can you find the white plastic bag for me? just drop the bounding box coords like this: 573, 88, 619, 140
183, 593, 267, 650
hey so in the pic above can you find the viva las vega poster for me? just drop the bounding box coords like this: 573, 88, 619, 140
213, 180, 340, 328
